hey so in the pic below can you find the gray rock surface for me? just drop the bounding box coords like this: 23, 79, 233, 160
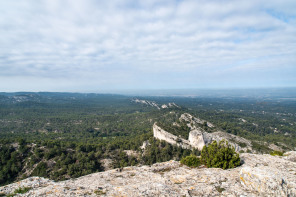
283, 151, 296, 162
188, 129, 205, 150
180, 113, 215, 128
207, 131, 252, 152
154, 113, 253, 152
1, 153, 295, 196
153, 123, 192, 149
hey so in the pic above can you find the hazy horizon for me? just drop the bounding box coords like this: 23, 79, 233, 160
1, 1, 295, 92
1, 87, 296, 99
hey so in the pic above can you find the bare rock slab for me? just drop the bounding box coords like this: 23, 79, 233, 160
0, 153, 295, 196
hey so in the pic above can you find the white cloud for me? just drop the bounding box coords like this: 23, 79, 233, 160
0, 0, 295, 91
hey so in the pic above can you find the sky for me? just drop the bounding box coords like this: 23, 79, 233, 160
0, 0, 296, 92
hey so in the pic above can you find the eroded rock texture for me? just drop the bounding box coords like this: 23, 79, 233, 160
1, 153, 295, 197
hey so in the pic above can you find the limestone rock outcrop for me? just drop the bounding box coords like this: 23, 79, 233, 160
153, 123, 192, 149
140, 140, 150, 150
153, 113, 253, 152
180, 113, 215, 128
187, 129, 252, 152
205, 131, 252, 152
188, 129, 205, 150
1, 153, 295, 196
132, 99, 179, 110
284, 151, 296, 162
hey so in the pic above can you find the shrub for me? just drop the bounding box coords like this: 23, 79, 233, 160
216, 186, 225, 193
237, 142, 247, 148
180, 155, 200, 167
14, 187, 32, 194
6, 187, 32, 197
94, 189, 106, 195
31, 162, 47, 177
201, 140, 240, 169
270, 150, 283, 156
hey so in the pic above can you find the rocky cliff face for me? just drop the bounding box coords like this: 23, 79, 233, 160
208, 131, 252, 152
153, 113, 253, 152
188, 129, 206, 150
153, 123, 192, 149
1, 152, 295, 196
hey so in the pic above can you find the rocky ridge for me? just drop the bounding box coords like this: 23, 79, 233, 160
180, 113, 215, 128
0, 152, 295, 196
131, 99, 179, 110
154, 113, 253, 152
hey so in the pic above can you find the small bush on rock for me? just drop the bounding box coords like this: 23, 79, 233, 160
14, 187, 32, 194
270, 150, 283, 156
6, 187, 32, 197
180, 155, 200, 167
201, 140, 240, 169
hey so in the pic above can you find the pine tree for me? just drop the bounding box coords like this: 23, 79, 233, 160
201, 140, 240, 169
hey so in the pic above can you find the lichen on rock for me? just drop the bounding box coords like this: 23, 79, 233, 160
0, 152, 295, 196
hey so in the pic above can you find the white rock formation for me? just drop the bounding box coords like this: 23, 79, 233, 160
180, 113, 214, 128
168, 103, 179, 108
140, 140, 150, 150
208, 131, 252, 152
153, 123, 192, 149
132, 99, 160, 109
161, 104, 168, 108
132, 99, 179, 110
239, 118, 247, 123
284, 151, 296, 162
188, 129, 206, 150
1, 153, 295, 196
269, 143, 283, 152
153, 120, 253, 152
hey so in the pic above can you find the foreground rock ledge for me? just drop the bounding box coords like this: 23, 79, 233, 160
1, 152, 296, 197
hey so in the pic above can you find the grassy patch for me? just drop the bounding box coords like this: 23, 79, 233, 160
216, 186, 225, 193
94, 189, 106, 195
6, 187, 32, 196
270, 150, 283, 156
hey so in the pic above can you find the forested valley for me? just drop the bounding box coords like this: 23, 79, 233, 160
0, 92, 295, 186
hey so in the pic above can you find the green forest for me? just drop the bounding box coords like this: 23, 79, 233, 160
0, 92, 295, 186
